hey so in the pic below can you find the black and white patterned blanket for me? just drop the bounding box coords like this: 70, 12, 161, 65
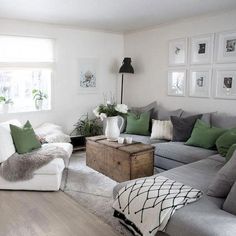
113, 176, 202, 236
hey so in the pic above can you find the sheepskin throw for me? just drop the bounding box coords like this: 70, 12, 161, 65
113, 176, 202, 236
0, 145, 68, 182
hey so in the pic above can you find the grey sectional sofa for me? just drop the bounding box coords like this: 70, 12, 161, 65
113, 154, 236, 236
121, 106, 236, 172
116, 106, 236, 236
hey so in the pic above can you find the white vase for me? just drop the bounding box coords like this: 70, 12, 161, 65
35, 99, 43, 110
105, 116, 124, 141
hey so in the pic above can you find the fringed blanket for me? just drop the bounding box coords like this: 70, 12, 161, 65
0, 145, 68, 182
113, 176, 202, 236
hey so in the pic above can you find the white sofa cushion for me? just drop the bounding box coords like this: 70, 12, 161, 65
0, 120, 22, 163
34, 158, 65, 175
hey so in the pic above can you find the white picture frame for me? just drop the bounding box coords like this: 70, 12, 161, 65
78, 58, 98, 93
214, 69, 236, 99
167, 69, 186, 97
189, 68, 212, 98
168, 38, 187, 66
190, 34, 214, 65
216, 30, 236, 63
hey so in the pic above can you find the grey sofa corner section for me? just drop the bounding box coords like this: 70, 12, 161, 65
113, 158, 236, 236
153, 142, 217, 167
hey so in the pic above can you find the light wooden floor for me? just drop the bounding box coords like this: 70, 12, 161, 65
0, 190, 119, 236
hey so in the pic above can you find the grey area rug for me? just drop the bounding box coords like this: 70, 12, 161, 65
60, 152, 133, 236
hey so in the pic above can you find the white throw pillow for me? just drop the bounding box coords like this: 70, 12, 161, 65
151, 120, 173, 140
0, 119, 22, 163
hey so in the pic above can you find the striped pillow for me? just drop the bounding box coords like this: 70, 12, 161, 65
151, 120, 173, 140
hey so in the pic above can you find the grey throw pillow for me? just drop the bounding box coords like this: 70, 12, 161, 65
171, 114, 202, 142
223, 181, 236, 215
157, 106, 183, 120
207, 151, 236, 198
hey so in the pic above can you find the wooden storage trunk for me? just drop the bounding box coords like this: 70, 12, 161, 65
86, 136, 154, 182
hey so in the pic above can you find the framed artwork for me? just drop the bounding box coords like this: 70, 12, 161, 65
168, 38, 187, 66
167, 69, 186, 97
214, 69, 236, 99
78, 58, 98, 93
190, 34, 214, 64
189, 68, 212, 98
216, 30, 236, 63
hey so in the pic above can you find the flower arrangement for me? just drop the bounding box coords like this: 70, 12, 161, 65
93, 101, 128, 120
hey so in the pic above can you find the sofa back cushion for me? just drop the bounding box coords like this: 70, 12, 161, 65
207, 151, 236, 197
157, 106, 183, 120
131, 101, 158, 119
181, 111, 213, 124
0, 120, 22, 163
211, 113, 236, 128
223, 181, 236, 215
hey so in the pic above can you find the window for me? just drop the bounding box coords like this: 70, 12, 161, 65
0, 35, 54, 113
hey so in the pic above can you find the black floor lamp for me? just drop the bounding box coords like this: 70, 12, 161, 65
119, 57, 134, 104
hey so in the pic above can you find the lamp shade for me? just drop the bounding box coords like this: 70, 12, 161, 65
119, 57, 134, 74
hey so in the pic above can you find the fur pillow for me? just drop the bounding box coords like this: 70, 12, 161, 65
151, 120, 173, 140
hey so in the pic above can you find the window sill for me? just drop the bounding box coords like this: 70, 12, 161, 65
0, 108, 52, 115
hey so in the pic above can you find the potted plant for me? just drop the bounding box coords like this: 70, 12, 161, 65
73, 114, 103, 137
71, 114, 103, 147
93, 101, 128, 141
0, 96, 13, 113
32, 89, 48, 110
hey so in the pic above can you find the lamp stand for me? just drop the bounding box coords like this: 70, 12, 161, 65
121, 74, 124, 104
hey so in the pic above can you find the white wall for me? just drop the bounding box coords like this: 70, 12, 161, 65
124, 10, 236, 115
0, 19, 123, 132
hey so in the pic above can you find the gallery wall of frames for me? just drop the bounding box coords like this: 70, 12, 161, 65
168, 30, 236, 100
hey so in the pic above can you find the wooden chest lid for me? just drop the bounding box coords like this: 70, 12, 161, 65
87, 136, 154, 154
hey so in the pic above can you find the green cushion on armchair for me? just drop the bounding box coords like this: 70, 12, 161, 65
10, 120, 41, 154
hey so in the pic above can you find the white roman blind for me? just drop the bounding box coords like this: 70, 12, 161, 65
0, 35, 54, 62
0, 35, 54, 113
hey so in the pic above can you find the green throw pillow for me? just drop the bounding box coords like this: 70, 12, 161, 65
125, 112, 150, 136
10, 120, 41, 154
226, 144, 236, 162
216, 128, 236, 157
185, 119, 226, 149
